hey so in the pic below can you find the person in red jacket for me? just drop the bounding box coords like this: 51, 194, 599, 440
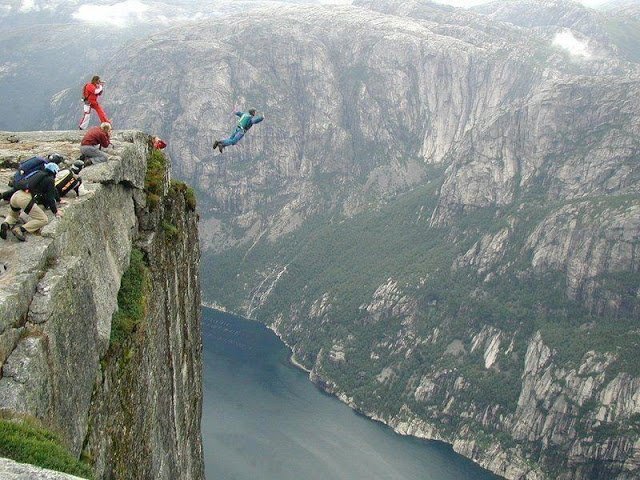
80, 122, 113, 164
78, 75, 111, 130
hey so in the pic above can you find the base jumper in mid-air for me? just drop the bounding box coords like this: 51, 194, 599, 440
213, 109, 264, 153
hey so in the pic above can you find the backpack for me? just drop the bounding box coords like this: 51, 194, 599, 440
15, 168, 47, 192
82, 82, 90, 101
8, 156, 47, 187
55, 170, 81, 197
237, 113, 253, 130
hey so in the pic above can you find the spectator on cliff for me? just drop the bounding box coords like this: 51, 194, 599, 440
80, 122, 113, 164
1, 153, 64, 202
213, 109, 264, 153
152, 136, 167, 150
78, 75, 111, 130
55, 161, 88, 198
0, 163, 64, 242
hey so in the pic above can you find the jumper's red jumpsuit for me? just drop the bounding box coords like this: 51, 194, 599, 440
78, 82, 110, 129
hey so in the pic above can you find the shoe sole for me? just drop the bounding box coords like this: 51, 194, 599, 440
0, 223, 8, 240
11, 228, 26, 242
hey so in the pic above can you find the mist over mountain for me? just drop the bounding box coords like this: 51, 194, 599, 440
5, 0, 640, 478
602, 0, 640, 13
0, 0, 317, 130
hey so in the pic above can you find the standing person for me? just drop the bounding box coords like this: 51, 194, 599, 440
0, 163, 63, 242
78, 75, 111, 130
213, 108, 264, 153
80, 122, 113, 164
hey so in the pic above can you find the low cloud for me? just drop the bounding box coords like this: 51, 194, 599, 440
70, 0, 206, 27
552, 30, 593, 59
72, 0, 151, 27
19, 0, 38, 13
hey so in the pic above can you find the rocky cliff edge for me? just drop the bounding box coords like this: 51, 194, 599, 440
0, 130, 203, 479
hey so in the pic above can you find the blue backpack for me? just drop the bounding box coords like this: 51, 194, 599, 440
9, 156, 47, 187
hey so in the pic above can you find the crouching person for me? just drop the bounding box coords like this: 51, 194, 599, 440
0, 163, 63, 242
55, 161, 87, 197
80, 122, 112, 164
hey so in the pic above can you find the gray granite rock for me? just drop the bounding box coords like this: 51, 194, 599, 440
0, 130, 203, 479
0, 458, 85, 480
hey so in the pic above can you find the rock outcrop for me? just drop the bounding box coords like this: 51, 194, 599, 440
0, 130, 203, 479
0, 458, 86, 480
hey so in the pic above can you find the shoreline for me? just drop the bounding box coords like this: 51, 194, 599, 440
200, 303, 510, 479
266, 324, 312, 373
201, 303, 312, 373
201, 301, 229, 312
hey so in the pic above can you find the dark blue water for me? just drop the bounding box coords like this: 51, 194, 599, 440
202, 307, 501, 480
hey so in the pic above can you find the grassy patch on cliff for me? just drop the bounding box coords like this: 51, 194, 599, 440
0, 415, 93, 479
170, 180, 197, 211
145, 149, 167, 209
110, 248, 150, 348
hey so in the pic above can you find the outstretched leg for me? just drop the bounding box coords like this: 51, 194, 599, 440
220, 128, 245, 147
92, 102, 111, 124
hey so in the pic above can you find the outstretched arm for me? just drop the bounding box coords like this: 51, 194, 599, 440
251, 114, 264, 125
234, 111, 243, 117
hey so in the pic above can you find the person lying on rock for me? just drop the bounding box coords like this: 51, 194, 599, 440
0, 163, 65, 242
80, 122, 113, 164
213, 108, 264, 153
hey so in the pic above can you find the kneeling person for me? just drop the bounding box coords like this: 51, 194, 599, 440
0, 163, 63, 242
80, 122, 112, 164
55, 161, 87, 197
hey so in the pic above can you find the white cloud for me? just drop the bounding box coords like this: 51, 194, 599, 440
72, 0, 151, 27
552, 30, 592, 58
19, 0, 38, 13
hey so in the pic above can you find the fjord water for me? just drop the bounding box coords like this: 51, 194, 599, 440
202, 308, 501, 480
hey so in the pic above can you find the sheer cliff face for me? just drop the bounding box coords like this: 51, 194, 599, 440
43, 1, 640, 479
0, 131, 203, 479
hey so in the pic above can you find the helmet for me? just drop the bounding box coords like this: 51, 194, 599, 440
44, 163, 59, 175
47, 153, 64, 164
71, 160, 85, 175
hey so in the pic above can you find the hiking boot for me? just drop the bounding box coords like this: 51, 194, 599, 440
213, 140, 219, 150
0, 223, 8, 240
11, 226, 26, 242
218, 144, 225, 153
